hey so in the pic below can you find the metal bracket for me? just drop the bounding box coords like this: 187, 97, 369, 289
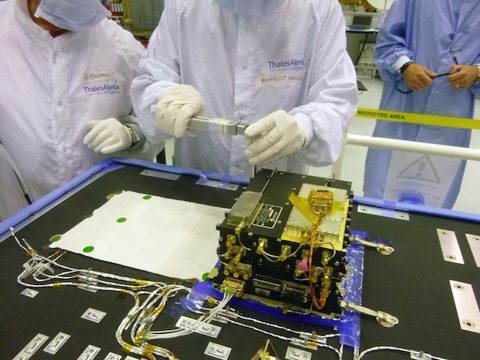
340, 300, 399, 327
188, 116, 249, 136
437, 229, 464, 264
450, 280, 480, 334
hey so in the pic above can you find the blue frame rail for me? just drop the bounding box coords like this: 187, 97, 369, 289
0, 157, 250, 241
2, 159, 478, 241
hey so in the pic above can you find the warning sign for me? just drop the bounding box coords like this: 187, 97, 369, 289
395, 155, 441, 184
384, 152, 462, 207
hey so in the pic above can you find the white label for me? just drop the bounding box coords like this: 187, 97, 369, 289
77, 345, 101, 360
44, 332, 70, 354
176, 316, 222, 338
20, 288, 39, 298
286, 347, 312, 360
104, 353, 122, 360
13, 333, 49, 360
204, 342, 231, 359
81, 308, 107, 323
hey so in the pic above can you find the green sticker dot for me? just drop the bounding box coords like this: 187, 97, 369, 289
49, 235, 62, 243
202, 272, 210, 281
116, 217, 127, 223
143, 195, 152, 200
83, 246, 95, 253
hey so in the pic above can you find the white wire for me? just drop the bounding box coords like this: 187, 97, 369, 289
262, 242, 304, 262
12, 230, 342, 360
357, 345, 450, 360
220, 316, 342, 359
227, 311, 338, 339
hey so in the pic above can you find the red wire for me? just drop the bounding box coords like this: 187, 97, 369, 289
308, 217, 326, 310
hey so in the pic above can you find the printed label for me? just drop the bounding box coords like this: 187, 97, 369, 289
44, 332, 70, 354
21, 288, 39, 298
286, 346, 312, 360
104, 353, 122, 360
204, 342, 231, 359
81, 308, 107, 323
13, 333, 49, 360
176, 316, 222, 338
77, 345, 101, 360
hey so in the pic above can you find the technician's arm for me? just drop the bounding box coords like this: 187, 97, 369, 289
89, 21, 164, 160
374, 0, 414, 81
287, 0, 357, 166
130, 0, 181, 145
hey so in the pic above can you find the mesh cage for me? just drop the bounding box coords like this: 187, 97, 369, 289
124, 0, 164, 37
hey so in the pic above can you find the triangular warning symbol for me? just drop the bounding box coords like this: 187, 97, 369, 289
394, 155, 441, 184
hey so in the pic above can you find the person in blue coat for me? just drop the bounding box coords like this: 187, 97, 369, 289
363, 0, 480, 208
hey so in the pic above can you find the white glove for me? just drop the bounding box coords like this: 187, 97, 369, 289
154, 84, 204, 138
83, 118, 133, 154
244, 110, 306, 166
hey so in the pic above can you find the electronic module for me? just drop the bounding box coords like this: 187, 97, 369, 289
210, 169, 354, 317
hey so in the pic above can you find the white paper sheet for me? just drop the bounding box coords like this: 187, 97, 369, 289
50, 191, 227, 279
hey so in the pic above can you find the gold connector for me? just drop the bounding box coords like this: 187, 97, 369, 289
226, 234, 237, 247
308, 189, 333, 215
256, 238, 268, 255
279, 245, 292, 261
220, 277, 245, 296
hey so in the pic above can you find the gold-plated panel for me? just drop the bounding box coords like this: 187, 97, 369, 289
282, 184, 349, 251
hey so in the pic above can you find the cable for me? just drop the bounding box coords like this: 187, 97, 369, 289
228, 311, 338, 339
355, 32, 370, 66
11, 228, 342, 360
357, 345, 449, 360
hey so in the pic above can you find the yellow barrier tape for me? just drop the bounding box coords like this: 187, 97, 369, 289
356, 108, 480, 130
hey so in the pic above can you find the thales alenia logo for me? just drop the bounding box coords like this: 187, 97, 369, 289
268, 58, 305, 72
83, 81, 120, 95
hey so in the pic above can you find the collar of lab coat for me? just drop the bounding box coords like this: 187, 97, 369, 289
13, 0, 84, 50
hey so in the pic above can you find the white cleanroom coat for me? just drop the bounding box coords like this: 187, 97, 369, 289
0, 0, 160, 203
0, 143, 28, 220
131, 0, 358, 178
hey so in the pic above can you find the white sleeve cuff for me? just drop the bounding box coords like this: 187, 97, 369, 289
393, 55, 412, 72
293, 112, 314, 147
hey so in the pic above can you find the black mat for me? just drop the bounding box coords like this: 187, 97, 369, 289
1, 163, 478, 359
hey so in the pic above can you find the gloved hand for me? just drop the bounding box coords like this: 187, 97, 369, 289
154, 84, 204, 138
244, 110, 306, 166
83, 118, 133, 154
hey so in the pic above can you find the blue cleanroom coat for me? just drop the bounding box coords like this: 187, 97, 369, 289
363, 0, 480, 208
